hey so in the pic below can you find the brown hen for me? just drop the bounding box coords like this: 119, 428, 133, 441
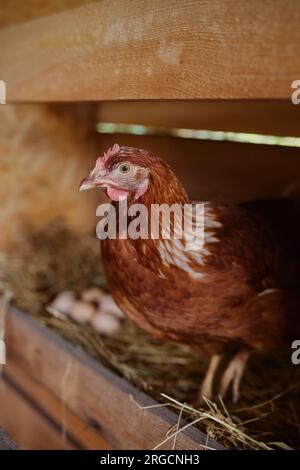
80, 144, 300, 403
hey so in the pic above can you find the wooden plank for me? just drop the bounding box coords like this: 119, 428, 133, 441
0, 427, 18, 450
99, 101, 300, 137
4, 362, 111, 450
5, 308, 223, 450
0, 382, 75, 449
1, 1, 300, 101
0, 0, 95, 28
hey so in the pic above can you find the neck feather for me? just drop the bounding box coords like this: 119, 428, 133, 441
135, 160, 189, 208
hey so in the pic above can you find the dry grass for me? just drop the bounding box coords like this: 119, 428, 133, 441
1, 222, 300, 450
0, 104, 100, 250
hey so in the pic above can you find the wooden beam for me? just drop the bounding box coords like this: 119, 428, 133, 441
98, 101, 300, 137
1, 0, 300, 101
5, 308, 223, 450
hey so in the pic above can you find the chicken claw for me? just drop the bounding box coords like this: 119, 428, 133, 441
220, 351, 249, 403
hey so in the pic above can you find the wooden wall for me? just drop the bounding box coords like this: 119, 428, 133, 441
99, 101, 300, 137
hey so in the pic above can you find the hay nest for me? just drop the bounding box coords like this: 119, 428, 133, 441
0, 221, 300, 450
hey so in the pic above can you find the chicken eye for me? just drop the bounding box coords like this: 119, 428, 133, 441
119, 163, 130, 174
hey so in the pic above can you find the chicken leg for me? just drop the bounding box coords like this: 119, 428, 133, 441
220, 350, 249, 403
196, 354, 221, 404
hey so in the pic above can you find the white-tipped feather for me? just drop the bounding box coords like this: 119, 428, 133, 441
158, 203, 221, 278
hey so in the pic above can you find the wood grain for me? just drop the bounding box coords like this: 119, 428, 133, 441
0, 383, 75, 449
0, 0, 95, 28
1, 0, 300, 101
5, 308, 223, 450
4, 362, 111, 450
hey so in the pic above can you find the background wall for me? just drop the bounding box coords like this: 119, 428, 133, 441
0, 104, 101, 249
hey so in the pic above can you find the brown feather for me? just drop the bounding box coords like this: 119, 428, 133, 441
101, 147, 300, 358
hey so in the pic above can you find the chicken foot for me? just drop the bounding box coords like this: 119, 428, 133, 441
195, 350, 249, 405
220, 350, 249, 403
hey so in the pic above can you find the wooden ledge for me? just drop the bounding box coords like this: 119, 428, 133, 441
4, 308, 223, 450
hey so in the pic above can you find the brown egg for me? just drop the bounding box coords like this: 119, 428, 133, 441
100, 294, 125, 319
81, 287, 104, 304
51, 291, 75, 315
68, 300, 96, 324
91, 311, 121, 335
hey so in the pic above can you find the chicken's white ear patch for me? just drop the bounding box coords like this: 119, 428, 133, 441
135, 179, 149, 199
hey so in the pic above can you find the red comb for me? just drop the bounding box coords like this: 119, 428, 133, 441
95, 143, 120, 170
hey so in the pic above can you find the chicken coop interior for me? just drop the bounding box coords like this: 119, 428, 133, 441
0, 0, 300, 452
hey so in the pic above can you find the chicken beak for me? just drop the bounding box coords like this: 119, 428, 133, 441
79, 174, 112, 192
78, 176, 96, 192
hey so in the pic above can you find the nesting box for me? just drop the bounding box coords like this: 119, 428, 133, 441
0, 0, 300, 450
